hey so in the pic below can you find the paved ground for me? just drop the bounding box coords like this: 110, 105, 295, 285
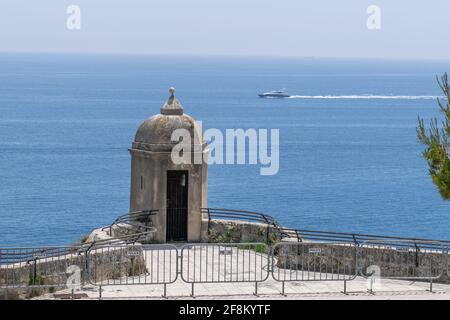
39, 245, 450, 300
40, 276, 450, 300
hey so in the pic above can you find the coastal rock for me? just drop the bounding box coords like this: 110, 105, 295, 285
86, 228, 112, 243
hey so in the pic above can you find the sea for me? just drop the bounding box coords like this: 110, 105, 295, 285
0, 53, 449, 246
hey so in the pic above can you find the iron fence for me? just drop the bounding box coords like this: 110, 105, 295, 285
357, 239, 448, 292
295, 229, 450, 247
0, 209, 159, 294
272, 242, 358, 281
1, 241, 450, 298
87, 244, 178, 286
0, 246, 86, 290
358, 240, 446, 280
3, 207, 450, 298
203, 208, 278, 226
271, 242, 357, 294
102, 209, 158, 244
180, 243, 270, 296
202, 208, 450, 245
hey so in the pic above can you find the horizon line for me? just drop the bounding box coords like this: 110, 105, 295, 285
1, 50, 450, 62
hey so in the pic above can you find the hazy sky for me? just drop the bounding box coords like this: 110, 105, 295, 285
0, 0, 449, 59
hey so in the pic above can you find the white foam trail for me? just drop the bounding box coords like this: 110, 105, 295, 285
288, 95, 441, 100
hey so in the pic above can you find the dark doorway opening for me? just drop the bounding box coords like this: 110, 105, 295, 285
166, 170, 188, 241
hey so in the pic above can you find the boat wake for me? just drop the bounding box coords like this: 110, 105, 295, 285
288, 95, 441, 100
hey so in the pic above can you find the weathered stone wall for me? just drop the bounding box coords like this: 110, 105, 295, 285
0, 250, 87, 290
88, 246, 147, 283
202, 219, 281, 244
276, 243, 357, 275
0, 250, 87, 299
205, 219, 449, 283
358, 245, 445, 279
0, 246, 146, 295
276, 242, 449, 282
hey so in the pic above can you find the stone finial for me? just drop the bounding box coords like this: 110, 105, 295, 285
161, 87, 184, 115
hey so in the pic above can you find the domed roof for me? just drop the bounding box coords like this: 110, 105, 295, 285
132, 88, 203, 152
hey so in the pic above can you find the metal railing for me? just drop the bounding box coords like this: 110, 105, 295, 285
110, 210, 158, 227
2, 241, 450, 298
272, 242, 358, 279
0, 209, 159, 292
295, 229, 450, 248
203, 208, 299, 241
87, 243, 178, 297
271, 242, 358, 295
0, 246, 86, 289
180, 243, 270, 296
357, 239, 447, 292
102, 210, 158, 244
203, 208, 278, 225
203, 207, 450, 249
3, 207, 450, 298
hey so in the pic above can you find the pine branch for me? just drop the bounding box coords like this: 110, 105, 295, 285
417, 73, 450, 200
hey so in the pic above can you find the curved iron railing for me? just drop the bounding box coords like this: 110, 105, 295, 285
99, 209, 159, 245
0, 210, 159, 266
203, 207, 450, 250
109, 210, 159, 232
111, 210, 159, 226
0, 246, 85, 265
203, 207, 306, 241
289, 229, 450, 250
202, 208, 278, 225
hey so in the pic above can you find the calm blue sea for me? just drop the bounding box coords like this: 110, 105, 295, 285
0, 53, 449, 246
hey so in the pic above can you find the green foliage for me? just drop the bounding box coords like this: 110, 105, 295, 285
28, 273, 45, 286
417, 73, 450, 200
237, 244, 268, 254
267, 232, 279, 246
215, 230, 232, 243
79, 234, 89, 244
209, 226, 233, 243
27, 272, 45, 298
257, 227, 265, 237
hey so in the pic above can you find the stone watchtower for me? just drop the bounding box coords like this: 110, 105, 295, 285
129, 88, 208, 243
